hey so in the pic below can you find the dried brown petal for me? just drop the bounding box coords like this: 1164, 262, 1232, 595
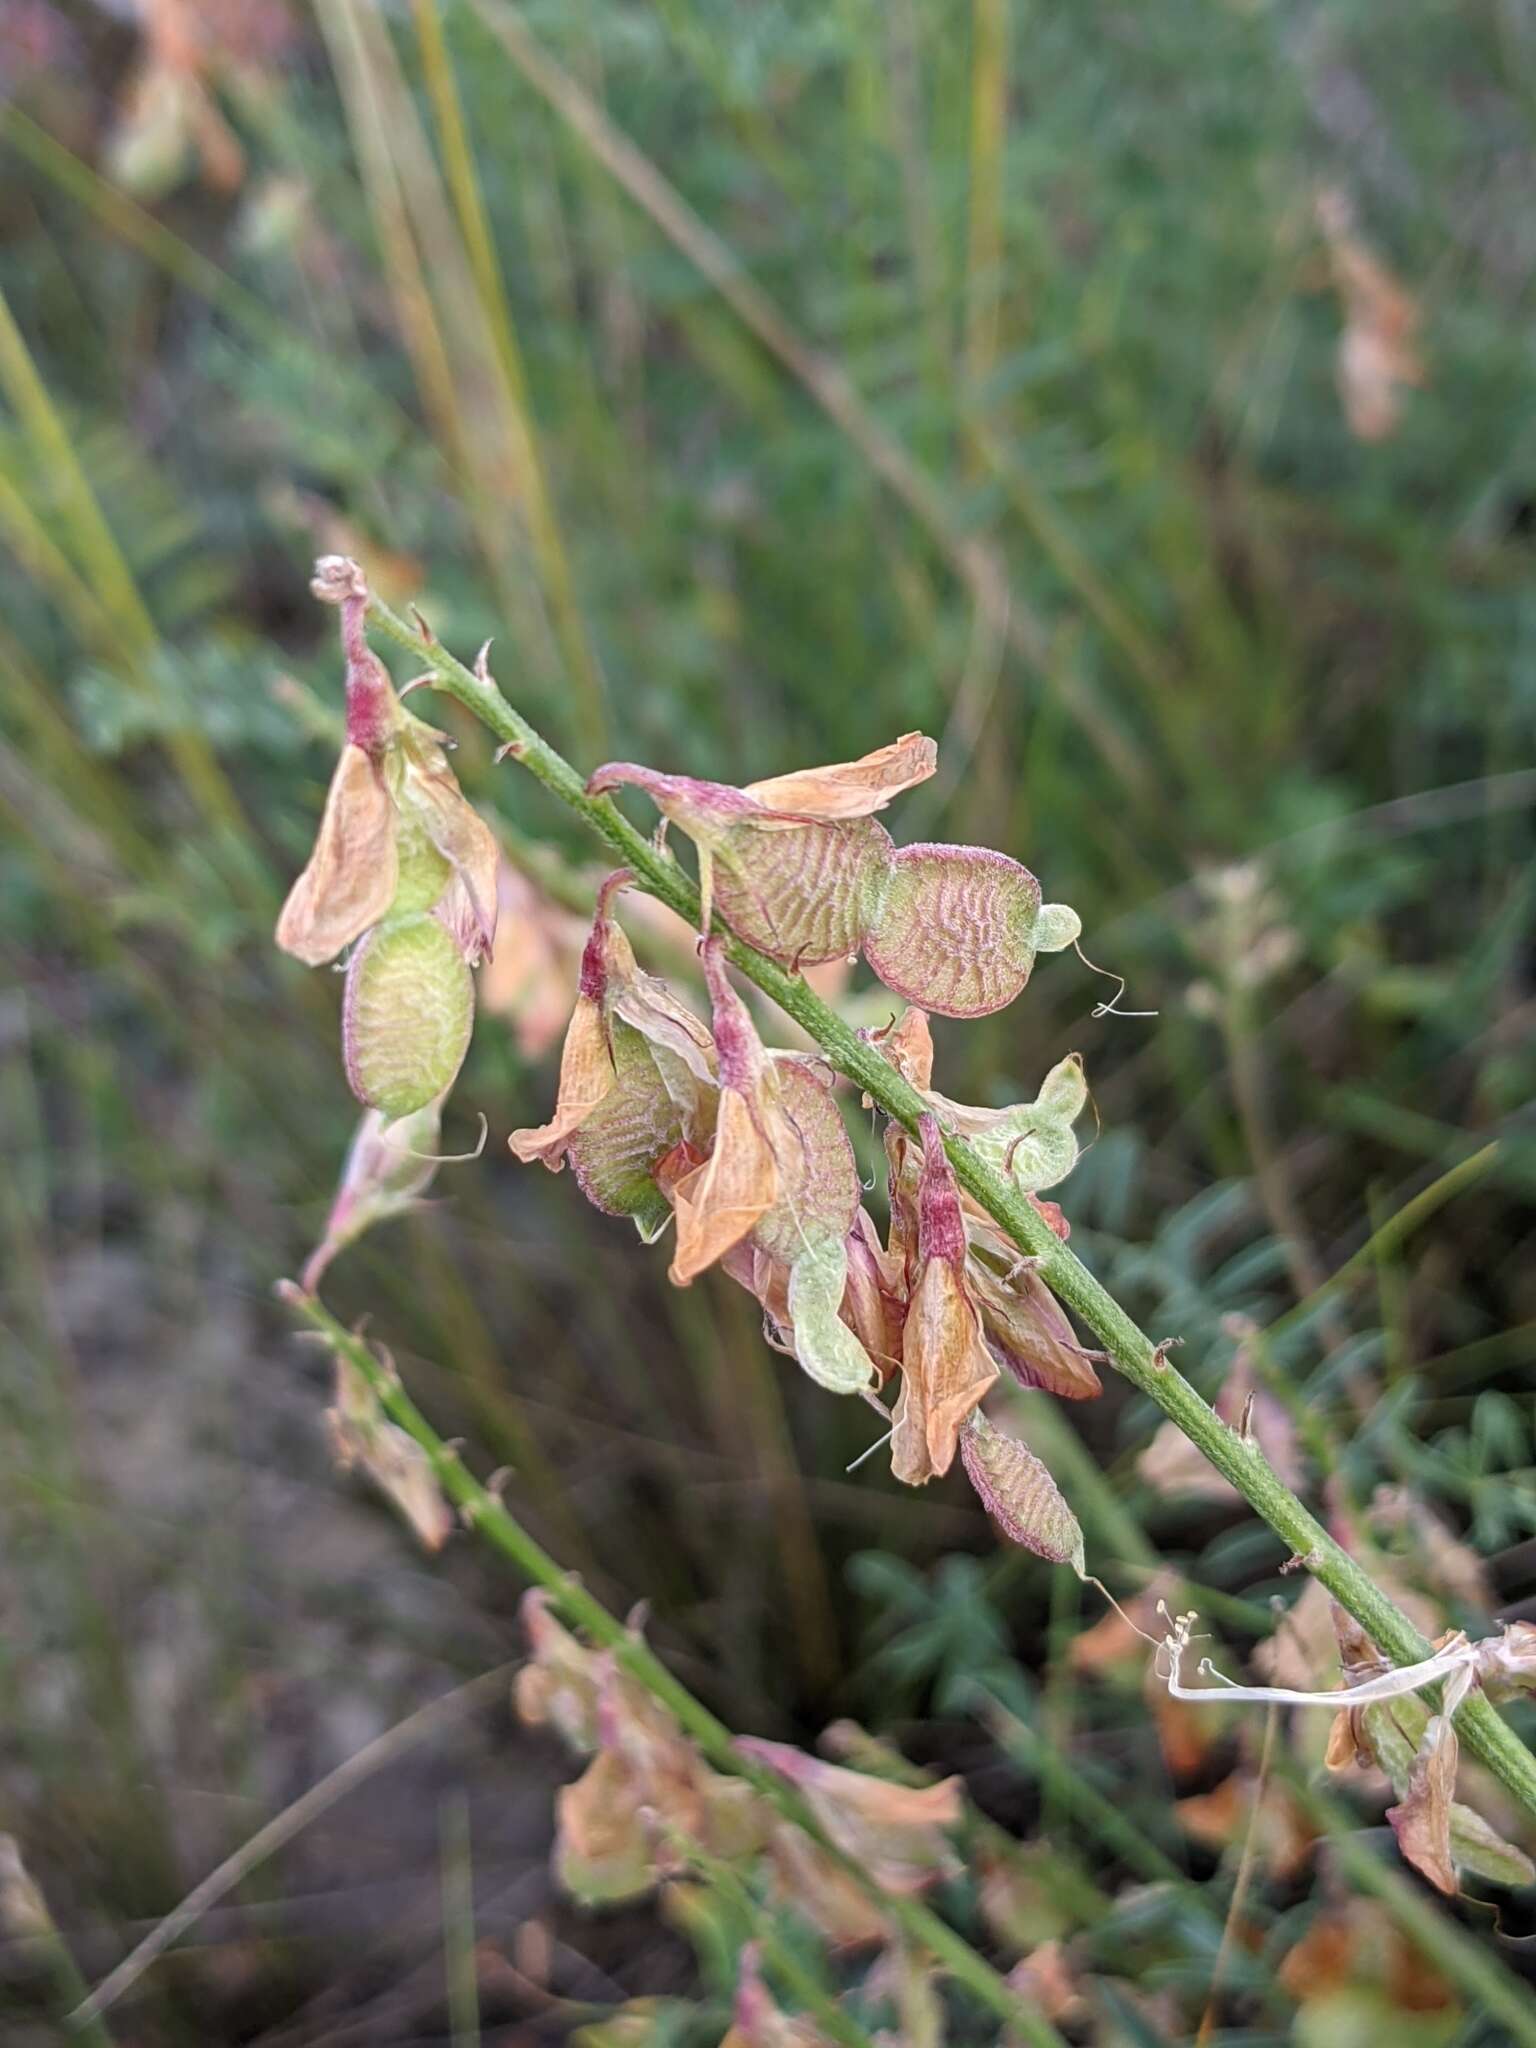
325, 1355, 452, 1551
737, 1737, 962, 1892
890, 1117, 998, 1481
965, 1256, 1101, 1400
869, 1005, 935, 1094
742, 733, 937, 819
478, 864, 588, 1059
513, 1590, 605, 1751
275, 744, 399, 965
508, 996, 614, 1167
670, 1089, 779, 1285
1386, 1712, 1460, 1896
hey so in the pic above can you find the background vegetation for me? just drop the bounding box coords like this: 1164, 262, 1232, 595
2, 1, 1534, 2040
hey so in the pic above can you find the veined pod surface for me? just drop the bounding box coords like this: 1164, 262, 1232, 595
567, 1019, 687, 1237
862, 843, 1080, 1019
710, 815, 894, 966
343, 913, 474, 1120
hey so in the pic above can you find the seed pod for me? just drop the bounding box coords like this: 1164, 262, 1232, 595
343, 913, 474, 1120
960, 1408, 1084, 1571
862, 844, 1080, 1019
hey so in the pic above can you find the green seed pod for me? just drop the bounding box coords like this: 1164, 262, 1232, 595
567, 1019, 686, 1238
343, 913, 474, 1121
387, 808, 454, 917
710, 815, 895, 966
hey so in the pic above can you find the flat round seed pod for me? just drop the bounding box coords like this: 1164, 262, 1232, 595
569, 1019, 684, 1236
344, 913, 474, 1120
751, 1058, 860, 1264
712, 816, 894, 966
862, 843, 1043, 1018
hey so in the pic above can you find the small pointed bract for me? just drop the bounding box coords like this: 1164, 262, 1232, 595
863, 844, 1080, 1018
959, 1408, 1085, 1571
890, 1115, 999, 1482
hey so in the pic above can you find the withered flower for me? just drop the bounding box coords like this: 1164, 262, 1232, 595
324, 1349, 453, 1552
736, 1736, 963, 1893
722, 1944, 834, 2048
277, 557, 498, 970
669, 943, 879, 1395
889, 1114, 999, 1483
872, 1012, 1099, 1399
591, 741, 1081, 1018
510, 872, 716, 1239
588, 735, 936, 966
1322, 1606, 1535, 1893
302, 1095, 447, 1294
515, 1597, 766, 1906
277, 557, 500, 1120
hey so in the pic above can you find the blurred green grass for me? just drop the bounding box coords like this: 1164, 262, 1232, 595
2, 0, 1535, 2039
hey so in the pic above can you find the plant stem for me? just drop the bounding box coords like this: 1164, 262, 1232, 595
280, 1287, 1065, 2046
361, 591, 1536, 1826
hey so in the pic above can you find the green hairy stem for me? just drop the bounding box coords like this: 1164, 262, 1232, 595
362, 591, 1536, 1825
